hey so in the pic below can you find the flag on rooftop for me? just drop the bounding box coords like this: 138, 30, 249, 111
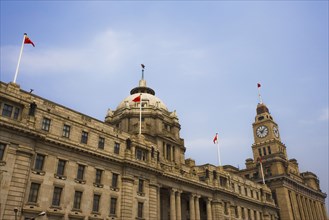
24, 34, 35, 47
257, 83, 261, 88
132, 95, 141, 103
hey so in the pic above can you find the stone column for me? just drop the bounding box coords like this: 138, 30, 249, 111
157, 185, 161, 220
170, 189, 176, 220
290, 191, 301, 219
176, 190, 182, 220
305, 198, 314, 220
301, 196, 310, 220
321, 203, 328, 219
211, 199, 222, 219
206, 198, 212, 220
149, 183, 159, 220
189, 194, 196, 220
316, 202, 325, 220
296, 194, 306, 220
195, 195, 201, 220
121, 176, 134, 219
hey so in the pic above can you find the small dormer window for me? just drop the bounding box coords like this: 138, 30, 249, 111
258, 116, 264, 121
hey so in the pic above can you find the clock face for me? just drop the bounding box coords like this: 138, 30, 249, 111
256, 125, 268, 138
273, 126, 279, 138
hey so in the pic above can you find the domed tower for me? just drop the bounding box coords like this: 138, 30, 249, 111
105, 75, 186, 165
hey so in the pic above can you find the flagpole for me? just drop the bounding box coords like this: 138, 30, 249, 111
259, 160, 265, 184
139, 93, 142, 135
217, 140, 221, 166
13, 34, 27, 84
257, 83, 263, 104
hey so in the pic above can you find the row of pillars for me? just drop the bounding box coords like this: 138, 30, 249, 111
291, 190, 327, 220
169, 189, 212, 220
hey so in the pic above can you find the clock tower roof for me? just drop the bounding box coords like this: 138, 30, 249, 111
256, 103, 269, 115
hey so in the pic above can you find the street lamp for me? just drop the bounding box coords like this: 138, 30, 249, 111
14, 207, 18, 220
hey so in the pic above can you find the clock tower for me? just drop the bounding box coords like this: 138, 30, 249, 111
251, 103, 288, 163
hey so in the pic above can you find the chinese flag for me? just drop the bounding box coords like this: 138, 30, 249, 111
132, 95, 141, 102
213, 133, 218, 144
24, 35, 35, 47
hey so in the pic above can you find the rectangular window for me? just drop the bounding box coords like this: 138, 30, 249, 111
267, 146, 272, 154
41, 117, 51, 131
92, 194, 101, 212
98, 137, 105, 149
110, 197, 117, 215
245, 187, 248, 196
136, 148, 147, 161
52, 187, 63, 206
62, 125, 71, 138
34, 154, 45, 171
81, 131, 88, 144
111, 173, 118, 188
251, 190, 254, 198
263, 147, 267, 156
28, 183, 40, 203
241, 207, 245, 218
73, 191, 82, 210
2, 104, 13, 117
166, 144, 171, 160
238, 185, 241, 194
137, 202, 143, 218
13, 107, 20, 120
56, 159, 66, 176
0, 143, 5, 160
77, 164, 85, 180
138, 179, 144, 193
258, 148, 262, 156
219, 176, 227, 188
95, 169, 102, 184
114, 142, 120, 154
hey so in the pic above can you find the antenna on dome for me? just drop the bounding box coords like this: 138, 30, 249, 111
141, 64, 145, 80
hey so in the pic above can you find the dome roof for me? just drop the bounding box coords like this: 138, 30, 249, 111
116, 93, 168, 111
116, 79, 168, 111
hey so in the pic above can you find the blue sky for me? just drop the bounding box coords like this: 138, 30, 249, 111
1, 1, 328, 209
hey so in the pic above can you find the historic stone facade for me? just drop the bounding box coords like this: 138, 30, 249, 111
0, 79, 326, 220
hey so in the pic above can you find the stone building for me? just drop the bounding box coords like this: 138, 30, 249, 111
0, 78, 326, 220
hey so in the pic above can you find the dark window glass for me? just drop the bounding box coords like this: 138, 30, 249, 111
245, 187, 248, 196
2, 104, 13, 117
110, 197, 117, 215
136, 148, 147, 161
81, 131, 88, 144
92, 194, 100, 212
0, 143, 5, 160
77, 164, 85, 180
28, 183, 40, 203
263, 147, 267, 156
111, 173, 118, 188
137, 202, 143, 218
258, 148, 262, 156
98, 137, 105, 149
13, 107, 20, 120
166, 144, 171, 160
114, 142, 120, 154
62, 125, 71, 138
95, 169, 102, 184
52, 187, 62, 206
73, 191, 82, 209
56, 159, 66, 176
41, 117, 51, 131
34, 154, 45, 171
28, 102, 37, 116
138, 179, 144, 193
267, 146, 272, 154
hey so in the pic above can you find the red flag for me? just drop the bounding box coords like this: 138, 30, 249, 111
141, 64, 145, 69
213, 133, 218, 144
257, 83, 261, 88
132, 95, 141, 102
24, 35, 35, 47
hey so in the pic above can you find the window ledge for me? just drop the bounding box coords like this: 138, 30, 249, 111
137, 192, 145, 197
74, 178, 86, 184
110, 187, 119, 191
54, 174, 67, 180
93, 183, 104, 188
31, 169, 45, 176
